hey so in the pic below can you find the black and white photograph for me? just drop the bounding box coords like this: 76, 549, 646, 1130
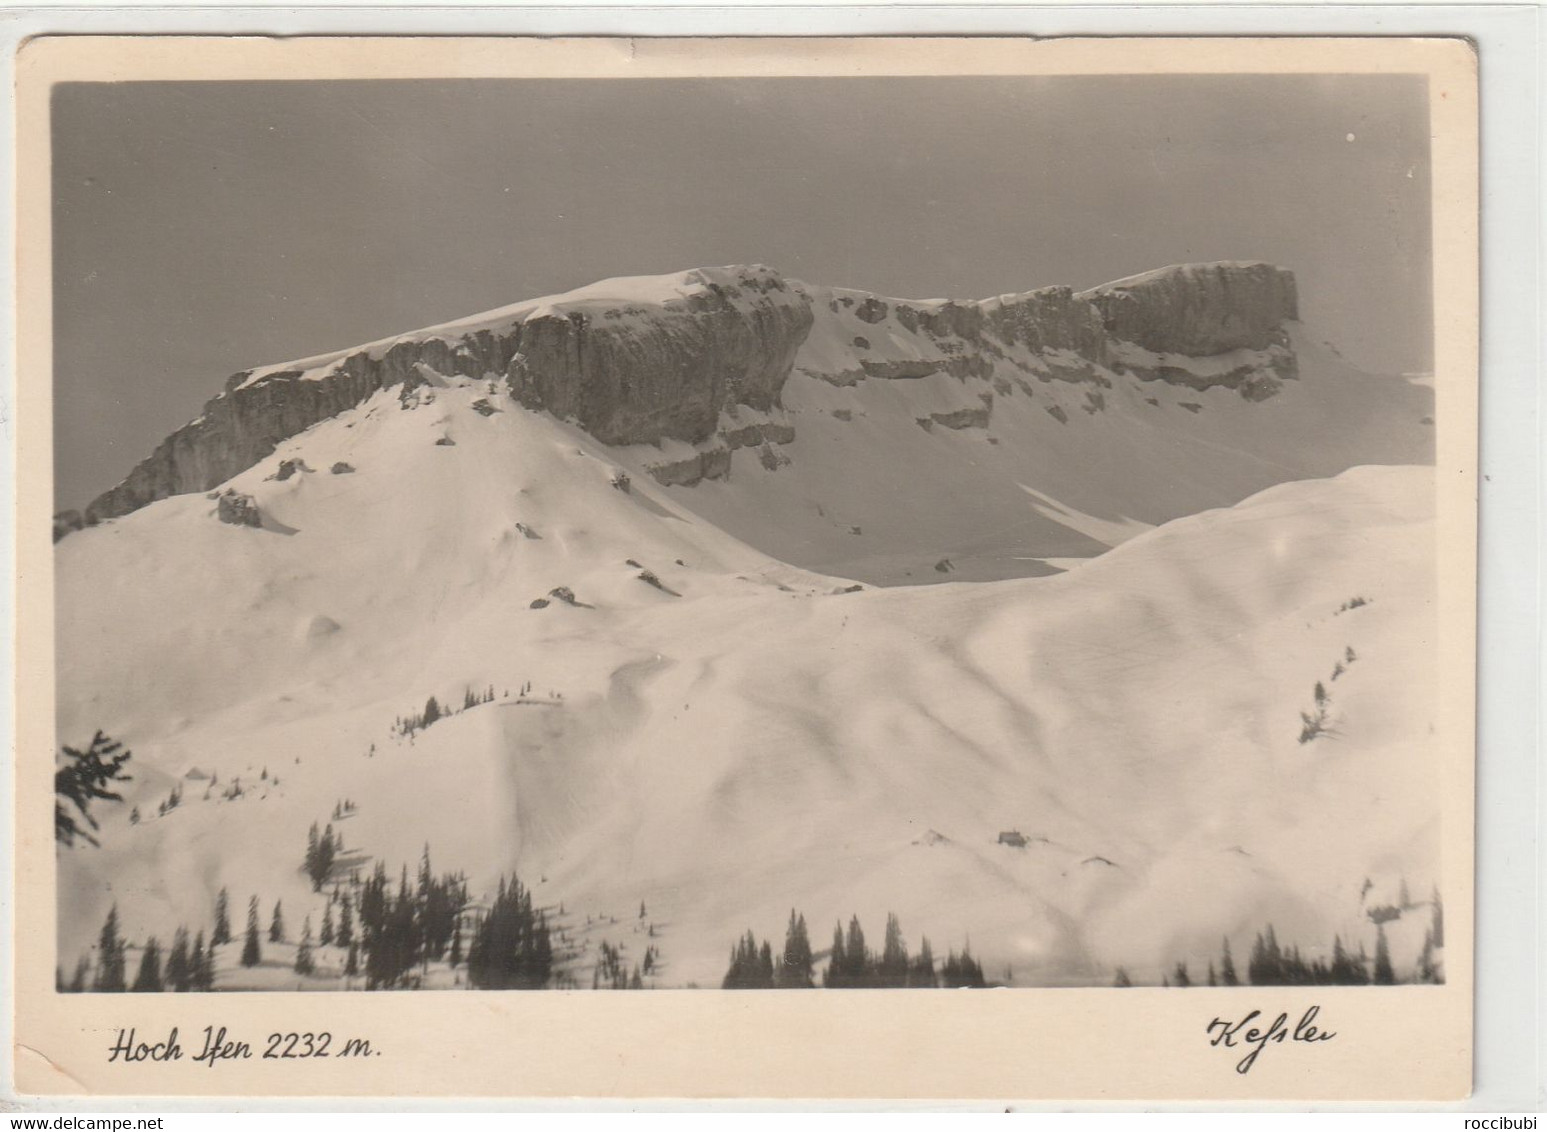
14, 35, 1480, 1100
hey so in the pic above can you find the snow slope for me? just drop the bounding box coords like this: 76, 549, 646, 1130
56, 372, 1441, 988
610, 287, 1433, 585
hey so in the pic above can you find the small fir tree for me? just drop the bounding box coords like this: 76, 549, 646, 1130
294, 917, 315, 976
241, 896, 262, 967
1220, 937, 1240, 986
1372, 924, 1395, 985
212, 888, 232, 946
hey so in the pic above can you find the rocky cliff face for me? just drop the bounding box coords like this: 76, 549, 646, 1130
506, 267, 810, 445
796, 262, 1300, 396
82, 266, 812, 525
73, 260, 1301, 530
1079, 261, 1299, 355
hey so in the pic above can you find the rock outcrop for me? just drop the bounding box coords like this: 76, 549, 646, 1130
506, 266, 811, 445
83, 265, 813, 526
1078, 262, 1298, 355
794, 262, 1301, 430
215, 490, 262, 528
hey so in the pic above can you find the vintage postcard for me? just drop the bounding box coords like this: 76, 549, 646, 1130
13, 35, 1477, 1100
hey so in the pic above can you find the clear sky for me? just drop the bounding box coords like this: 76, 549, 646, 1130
52, 73, 1431, 512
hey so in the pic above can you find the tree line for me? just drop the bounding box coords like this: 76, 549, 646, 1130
1120, 894, 1445, 988
723, 910, 987, 989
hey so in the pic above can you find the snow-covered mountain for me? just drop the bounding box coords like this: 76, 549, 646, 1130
58, 262, 1431, 582
54, 263, 1441, 988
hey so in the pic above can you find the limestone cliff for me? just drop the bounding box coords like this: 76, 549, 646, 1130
74, 260, 1303, 529
83, 265, 812, 525
1079, 261, 1298, 355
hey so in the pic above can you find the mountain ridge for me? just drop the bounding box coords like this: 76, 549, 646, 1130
62, 260, 1306, 536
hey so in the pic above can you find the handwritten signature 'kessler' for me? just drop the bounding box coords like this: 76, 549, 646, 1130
1206, 1006, 1337, 1074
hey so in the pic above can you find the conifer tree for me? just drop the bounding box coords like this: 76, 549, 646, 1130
294, 917, 315, 976
909, 937, 937, 988
1417, 929, 1439, 984
1173, 961, 1191, 988
879, 913, 910, 988
464, 873, 552, 990
321, 901, 335, 947
345, 942, 359, 979
845, 915, 868, 982
722, 930, 775, 989
132, 937, 163, 992
1248, 926, 1285, 985
68, 955, 90, 993
269, 900, 286, 944
55, 731, 133, 847
757, 940, 775, 987
165, 928, 191, 992
823, 923, 847, 988
1220, 936, 1239, 986
94, 905, 126, 992
1207, 960, 1217, 987
940, 945, 986, 988
1373, 924, 1395, 985
241, 896, 262, 967
1431, 888, 1445, 948
1112, 967, 1132, 987
776, 910, 814, 988
337, 895, 354, 949
212, 888, 232, 946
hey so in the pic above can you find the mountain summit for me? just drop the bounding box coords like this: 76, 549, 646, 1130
61, 261, 1429, 584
